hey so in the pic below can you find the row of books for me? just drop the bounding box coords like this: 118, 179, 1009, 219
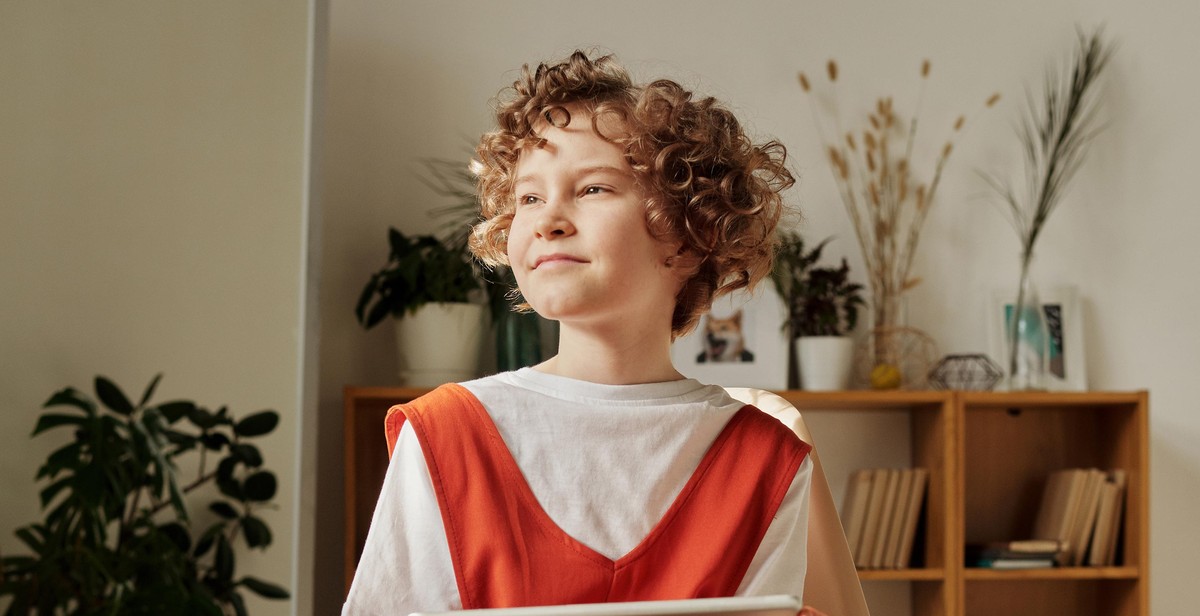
841, 468, 928, 570
968, 467, 1127, 569
1032, 467, 1127, 567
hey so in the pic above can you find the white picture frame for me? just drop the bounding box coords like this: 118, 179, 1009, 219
671, 285, 789, 390
987, 284, 1087, 391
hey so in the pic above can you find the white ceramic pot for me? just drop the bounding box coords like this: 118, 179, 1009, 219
394, 302, 486, 387
796, 336, 855, 391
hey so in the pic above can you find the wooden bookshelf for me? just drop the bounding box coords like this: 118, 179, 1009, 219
342, 388, 1148, 616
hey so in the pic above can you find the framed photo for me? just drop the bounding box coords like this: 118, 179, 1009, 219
987, 285, 1086, 391
671, 285, 789, 390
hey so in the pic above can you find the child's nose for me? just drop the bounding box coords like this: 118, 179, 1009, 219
534, 201, 576, 239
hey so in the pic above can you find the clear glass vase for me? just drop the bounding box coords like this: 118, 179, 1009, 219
1006, 256, 1048, 391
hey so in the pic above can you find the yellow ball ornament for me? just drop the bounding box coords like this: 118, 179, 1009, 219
870, 363, 902, 390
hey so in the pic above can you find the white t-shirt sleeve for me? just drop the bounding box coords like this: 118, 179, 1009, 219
342, 423, 459, 616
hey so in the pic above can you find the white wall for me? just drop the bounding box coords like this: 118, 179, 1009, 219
321, 1, 1200, 614
0, 3, 317, 615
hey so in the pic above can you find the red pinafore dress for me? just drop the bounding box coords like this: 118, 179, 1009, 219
384, 383, 810, 609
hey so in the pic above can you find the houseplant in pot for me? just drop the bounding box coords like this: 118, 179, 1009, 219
355, 228, 486, 386
771, 232, 865, 390
0, 374, 288, 614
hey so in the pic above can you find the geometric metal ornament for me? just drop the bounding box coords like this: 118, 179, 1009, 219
926, 353, 1003, 391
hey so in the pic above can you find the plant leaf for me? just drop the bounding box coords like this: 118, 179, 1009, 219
210, 501, 239, 520
139, 373, 163, 407
234, 411, 279, 438
242, 471, 277, 502
32, 413, 86, 436
215, 535, 235, 584
42, 387, 95, 416
241, 515, 272, 549
158, 400, 196, 423
187, 406, 219, 429
95, 376, 134, 415
239, 576, 290, 599
230, 444, 263, 468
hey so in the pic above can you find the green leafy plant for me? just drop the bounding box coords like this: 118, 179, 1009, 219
0, 375, 288, 615
771, 232, 865, 337
354, 228, 481, 329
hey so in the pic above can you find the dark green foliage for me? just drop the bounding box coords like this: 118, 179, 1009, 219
771, 232, 865, 337
0, 375, 289, 614
354, 228, 481, 329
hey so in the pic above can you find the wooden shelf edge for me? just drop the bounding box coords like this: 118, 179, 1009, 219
857, 568, 946, 582
959, 390, 1147, 406
963, 566, 1139, 581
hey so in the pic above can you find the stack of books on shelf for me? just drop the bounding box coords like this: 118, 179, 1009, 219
1030, 467, 1127, 567
970, 468, 1127, 569
840, 467, 928, 570
965, 539, 1063, 569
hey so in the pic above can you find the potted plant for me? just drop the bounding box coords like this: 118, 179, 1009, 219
771, 232, 865, 390
0, 374, 288, 614
355, 228, 486, 386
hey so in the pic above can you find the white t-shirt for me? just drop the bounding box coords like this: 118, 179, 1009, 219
342, 368, 813, 615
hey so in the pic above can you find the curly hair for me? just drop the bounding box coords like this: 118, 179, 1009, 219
471, 50, 794, 337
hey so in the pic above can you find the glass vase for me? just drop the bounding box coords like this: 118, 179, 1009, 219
1006, 256, 1048, 391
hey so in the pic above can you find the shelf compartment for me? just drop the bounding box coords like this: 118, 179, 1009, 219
964, 578, 1140, 616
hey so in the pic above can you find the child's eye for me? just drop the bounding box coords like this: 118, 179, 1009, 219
518, 194, 541, 205
583, 185, 609, 196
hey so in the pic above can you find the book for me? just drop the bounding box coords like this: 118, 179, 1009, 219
855, 468, 890, 568
869, 469, 902, 568
1032, 469, 1086, 564
1103, 469, 1128, 565
973, 557, 1056, 569
894, 468, 928, 569
880, 468, 914, 568
840, 469, 873, 561
1088, 469, 1127, 566
966, 540, 1064, 562
1068, 469, 1106, 566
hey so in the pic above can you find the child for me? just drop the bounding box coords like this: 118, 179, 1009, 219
344, 51, 837, 615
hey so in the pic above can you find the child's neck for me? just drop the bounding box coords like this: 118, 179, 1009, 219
534, 322, 684, 386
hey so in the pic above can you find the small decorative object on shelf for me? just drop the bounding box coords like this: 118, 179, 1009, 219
979, 27, 1113, 391
797, 57, 999, 379
927, 353, 1003, 391
852, 325, 939, 390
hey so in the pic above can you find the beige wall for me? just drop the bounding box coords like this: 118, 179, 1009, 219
321, 1, 1199, 614
0, 2, 316, 615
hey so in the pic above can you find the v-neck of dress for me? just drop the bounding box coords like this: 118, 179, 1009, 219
448, 382, 752, 569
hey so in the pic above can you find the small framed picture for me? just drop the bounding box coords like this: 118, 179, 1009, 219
987, 285, 1087, 391
671, 285, 789, 390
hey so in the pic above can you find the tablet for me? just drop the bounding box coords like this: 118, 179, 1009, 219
409, 594, 801, 616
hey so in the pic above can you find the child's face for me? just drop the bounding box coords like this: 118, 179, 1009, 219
507, 106, 682, 332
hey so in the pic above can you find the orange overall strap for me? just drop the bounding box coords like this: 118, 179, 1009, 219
388, 384, 811, 608
608, 406, 811, 600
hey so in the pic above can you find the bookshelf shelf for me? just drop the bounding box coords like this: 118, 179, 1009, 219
859, 568, 946, 582
964, 566, 1139, 581
343, 387, 1148, 616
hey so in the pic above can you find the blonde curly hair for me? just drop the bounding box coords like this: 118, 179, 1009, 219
471, 51, 794, 336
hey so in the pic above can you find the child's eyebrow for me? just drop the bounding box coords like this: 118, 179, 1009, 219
514, 165, 631, 188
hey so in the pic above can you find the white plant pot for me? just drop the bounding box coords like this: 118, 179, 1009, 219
394, 302, 486, 387
797, 336, 855, 391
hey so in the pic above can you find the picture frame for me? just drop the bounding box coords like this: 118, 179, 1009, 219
987, 284, 1087, 391
671, 285, 789, 390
